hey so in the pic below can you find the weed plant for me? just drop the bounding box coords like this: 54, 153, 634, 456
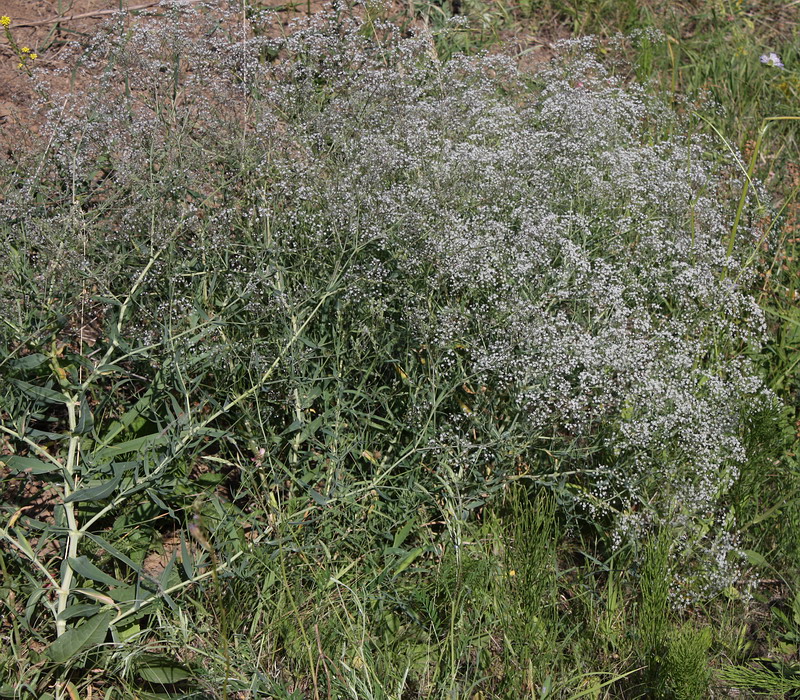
0, 1, 797, 697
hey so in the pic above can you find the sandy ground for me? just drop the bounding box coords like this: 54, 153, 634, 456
0, 0, 557, 155
0, 0, 344, 154
0, 0, 112, 134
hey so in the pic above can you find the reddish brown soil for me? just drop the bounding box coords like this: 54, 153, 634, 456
0, 0, 108, 132
0, 0, 335, 153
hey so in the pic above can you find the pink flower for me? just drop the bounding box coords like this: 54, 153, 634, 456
760, 53, 784, 68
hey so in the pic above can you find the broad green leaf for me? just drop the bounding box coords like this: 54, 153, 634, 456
74, 396, 94, 435
46, 610, 112, 663
68, 556, 123, 587
27, 429, 68, 441
1, 455, 60, 475
393, 547, 424, 577
10, 353, 48, 370
94, 433, 166, 459
743, 550, 769, 568
136, 655, 191, 684
57, 604, 101, 621
393, 520, 416, 549
195, 472, 226, 486
106, 584, 140, 604
9, 379, 68, 404
114, 621, 141, 643
64, 477, 121, 504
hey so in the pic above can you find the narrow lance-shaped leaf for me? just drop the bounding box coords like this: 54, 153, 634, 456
68, 556, 123, 587
1, 455, 60, 475
9, 379, 68, 404
74, 395, 94, 435
64, 476, 121, 504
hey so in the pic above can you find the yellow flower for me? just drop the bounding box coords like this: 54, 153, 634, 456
30, 53, 36, 60
0, 16, 11, 26
17, 62, 23, 69
21, 46, 29, 53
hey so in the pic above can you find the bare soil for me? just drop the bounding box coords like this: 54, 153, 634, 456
0, 0, 336, 153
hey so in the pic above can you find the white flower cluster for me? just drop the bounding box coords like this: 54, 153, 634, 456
0, 2, 777, 602
255, 10, 774, 599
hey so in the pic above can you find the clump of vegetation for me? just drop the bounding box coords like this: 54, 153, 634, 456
0, 1, 797, 697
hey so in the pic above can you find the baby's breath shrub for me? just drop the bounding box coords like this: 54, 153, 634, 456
0, 2, 777, 603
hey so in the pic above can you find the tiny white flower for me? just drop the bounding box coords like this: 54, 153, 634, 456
760, 52, 784, 68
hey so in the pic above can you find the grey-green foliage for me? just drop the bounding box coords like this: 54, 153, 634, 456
0, 8, 779, 685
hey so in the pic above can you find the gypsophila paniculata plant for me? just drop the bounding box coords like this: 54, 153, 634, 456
0, 5, 780, 657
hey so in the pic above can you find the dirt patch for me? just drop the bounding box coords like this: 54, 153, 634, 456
0, 0, 333, 153
0, 0, 111, 131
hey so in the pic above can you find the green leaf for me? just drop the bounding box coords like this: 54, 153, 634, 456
136, 655, 191, 684
195, 472, 226, 486
27, 429, 68, 441
159, 550, 178, 589
98, 386, 156, 447
393, 520, 416, 549
68, 556, 123, 587
94, 433, 167, 459
25, 588, 46, 627
308, 488, 328, 506
64, 477, 121, 504
9, 379, 68, 404
0, 455, 60, 475
281, 419, 304, 435
393, 547, 424, 577
46, 610, 112, 663
10, 353, 48, 371
114, 621, 141, 643
94, 364, 127, 375
743, 549, 769, 568
74, 396, 94, 435
90, 295, 121, 307
13, 528, 36, 560
57, 604, 102, 621
84, 533, 143, 575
